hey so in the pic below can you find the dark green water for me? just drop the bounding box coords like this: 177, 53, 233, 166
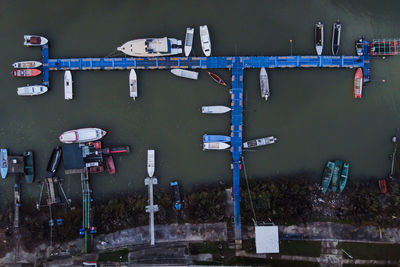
1, 0, 400, 209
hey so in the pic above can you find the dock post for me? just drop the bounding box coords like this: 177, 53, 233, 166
145, 177, 158, 246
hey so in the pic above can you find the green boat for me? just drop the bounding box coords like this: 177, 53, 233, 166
339, 162, 350, 192
322, 161, 335, 194
331, 160, 343, 193
23, 151, 34, 183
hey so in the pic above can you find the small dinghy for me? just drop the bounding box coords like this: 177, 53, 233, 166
201, 106, 231, 114
200, 25, 211, 56
17, 85, 48, 96
64, 70, 73, 100
129, 69, 137, 99
24, 35, 48, 46
171, 68, 198, 80
208, 72, 227, 86
184, 27, 194, 56
203, 142, 230, 150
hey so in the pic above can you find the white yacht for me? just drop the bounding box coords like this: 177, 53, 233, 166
147, 150, 155, 177
12, 61, 42, 69
117, 37, 182, 57
24, 35, 48, 46
171, 68, 198, 80
129, 69, 138, 99
17, 85, 48, 96
64, 71, 73, 100
184, 27, 194, 56
260, 67, 270, 100
201, 106, 231, 114
200, 25, 211, 56
203, 142, 230, 150
59, 128, 107, 144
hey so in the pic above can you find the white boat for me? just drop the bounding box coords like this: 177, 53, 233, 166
184, 27, 194, 56
117, 37, 182, 57
129, 69, 138, 99
201, 106, 231, 114
17, 85, 48, 96
59, 128, 107, 144
200, 25, 211, 57
24, 35, 48, 46
243, 136, 277, 149
171, 69, 198, 80
147, 150, 155, 177
315, 22, 324, 56
260, 67, 270, 100
12, 61, 42, 69
203, 142, 230, 150
64, 71, 73, 100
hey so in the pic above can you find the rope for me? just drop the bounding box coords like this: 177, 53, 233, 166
241, 156, 258, 225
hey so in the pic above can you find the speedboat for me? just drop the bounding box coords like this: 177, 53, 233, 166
208, 72, 227, 86
354, 68, 363, 99
203, 142, 230, 150
171, 68, 198, 80
355, 37, 364, 56
64, 70, 73, 100
322, 161, 335, 194
12, 61, 42, 69
129, 69, 137, 99
243, 136, 277, 149
12, 68, 41, 77
17, 85, 48, 96
331, 20, 342, 55
117, 37, 182, 57
315, 22, 324, 56
59, 128, 107, 143
203, 135, 231, 143
184, 27, 194, 56
260, 67, 270, 100
23, 151, 34, 183
147, 150, 155, 177
201, 106, 231, 114
24, 35, 48, 46
200, 25, 211, 56
1, 148, 8, 179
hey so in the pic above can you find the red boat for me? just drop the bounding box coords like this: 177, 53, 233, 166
378, 179, 387, 194
106, 156, 116, 175
88, 165, 104, 174
12, 68, 42, 78
354, 68, 363, 99
208, 72, 227, 86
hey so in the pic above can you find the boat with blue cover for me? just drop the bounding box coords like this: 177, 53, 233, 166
1, 149, 8, 179
331, 160, 343, 193
339, 162, 349, 192
321, 161, 335, 194
203, 134, 231, 143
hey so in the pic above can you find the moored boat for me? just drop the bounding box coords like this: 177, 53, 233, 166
12, 61, 42, 69
88, 165, 104, 174
332, 20, 342, 55
64, 70, 73, 100
322, 161, 335, 194
171, 68, 199, 80
260, 67, 270, 100
379, 179, 387, 194
147, 150, 155, 177
331, 160, 343, 193
1, 149, 8, 179
208, 72, 227, 86
203, 134, 231, 143
102, 146, 131, 155
117, 37, 182, 57
106, 156, 116, 175
170, 181, 182, 210
184, 27, 194, 57
203, 142, 230, 150
59, 128, 107, 144
17, 85, 48, 96
200, 25, 211, 56
129, 69, 137, 99
339, 162, 349, 192
243, 136, 277, 149
355, 37, 364, 56
370, 40, 399, 56
354, 68, 363, 99
201, 105, 231, 114
315, 21, 324, 56
24, 35, 48, 46
23, 151, 34, 183
12, 68, 41, 77
46, 147, 62, 178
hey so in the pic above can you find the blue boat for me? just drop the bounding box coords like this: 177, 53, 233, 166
1, 149, 8, 179
203, 134, 231, 143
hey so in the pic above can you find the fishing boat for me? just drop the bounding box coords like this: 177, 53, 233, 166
117, 37, 182, 57
170, 181, 182, 210
203, 134, 231, 143
260, 67, 270, 100
331, 160, 343, 193
315, 21, 324, 56
17, 85, 48, 96
370, 40, 399, 56
331, 20, 342, 55
378, 179, 387, 194
12, 68, 41, 77
208, 72, 227, 86
59, 128, 107, 144
243, 136, 277, 149
200, 25, 211, 56
201, 106, 231, 114
88, 165, 104, 174
46, 147, 62, 178
171, 69, 199, 80
106, 156, 116, 175
1, 149, 8, 179
354, 68, 363, 99
339, 162, 349, 192
23, 151, 34, 183
64, 70, 73, 100
321, 161, 335, 194
24, 35, 48, 46
147, 149, 155, 177
203, 142, 230, 150
184, 27, 194, 56
12, 61, 42, 69
129, 69, 137, 99
355, 37, 364, 56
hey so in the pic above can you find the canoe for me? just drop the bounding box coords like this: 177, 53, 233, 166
339, 162, 349, 192
12, 61, 42, 69
129, 69, 137, 99
203, 142, 230, 150
24, 35, 48, 46
171, 69, 199, 80
331, 160, 343, 193
46, 147, 62, 178
23, 151, 35, 183
331, 20, 342, 55
321, 161, 335, 194
1, 149, 8, 179
354, 68, 363, 99
17, 85, 48, 96
203, 134, 231, 143
12, 68, 41, 77
184, 27, 194, 57
260, 67, 270, 100
59, 128, 107, 144
147, 149, 155, 177
106, 156, 116, 175
200, 25, 211, 56
379, 179, 387, 194
201, 106, 231, 114
315, 21, 324, 56
243, 136, 277, 149
64, 71, 73, 100
208, 72, 227, 86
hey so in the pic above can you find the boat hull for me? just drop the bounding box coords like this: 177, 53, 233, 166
129, 69, 138, 99
243, 136, 277, 149
260, 67, 270, 100
339, 162, 349, 192
59, 128, 107, 144
12, 68, 41, 77
24, 35, 48, 46
354, 68, 363, 99
147, 150, 155, 177
1, 149, 8, 179
203, 135, 231, 143
106, 156, 116, 175
208, 72, 227, 86
17, 85, 48, 96
203, 142, 230, 150
331, 22, 341, 56
117, 37, 182, 57
184, 27, 194, 57
23, 151, 34, 183
200, 25, 211, 56
12, 61, 42, 69
315, 22, 324, 56
331, 160, 343, 192
46, 147, 62, 178
201, 106, 231, 114
379, 179, 387, 194
64, 71, 73, 100
322, 161, 335, 194
171, 69, 198, 80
